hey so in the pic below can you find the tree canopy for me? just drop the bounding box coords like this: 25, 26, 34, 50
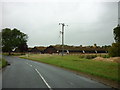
113, 24, 120, 43
2, 28, 28, 54
108, 25, 120, 57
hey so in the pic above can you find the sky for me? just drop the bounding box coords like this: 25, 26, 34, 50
0, 0, 119, 47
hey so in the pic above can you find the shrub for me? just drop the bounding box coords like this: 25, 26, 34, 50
101, 55, 110, 58
79, 55, 85, 58
84, 55, 97, 59
79, 55, 97, 59
108, 43, 120, 57
2, 58, 7, 68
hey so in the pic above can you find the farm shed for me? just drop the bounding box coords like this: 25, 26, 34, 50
44, 45, 108, 54
44, 46, 57, 54
29, 46, 46, 53
29, 45, 108, 54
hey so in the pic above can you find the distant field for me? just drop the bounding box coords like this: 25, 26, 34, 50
20, 54, 119, 82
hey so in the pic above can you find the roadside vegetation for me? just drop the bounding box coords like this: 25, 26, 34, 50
108, 25, 120, 57
0, 58, 7, 68
2, 52, 25, 56
79, 54, 110, 59
20, 54, 119, 82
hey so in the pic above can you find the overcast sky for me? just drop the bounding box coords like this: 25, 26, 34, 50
1, 0, 119, 47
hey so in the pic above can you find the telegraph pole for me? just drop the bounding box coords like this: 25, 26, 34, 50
59, 23, 67, 56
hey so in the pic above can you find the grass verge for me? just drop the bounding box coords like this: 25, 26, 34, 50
2, 52, 25, 56
20, 54, 119, 82
0, 58, 7, 68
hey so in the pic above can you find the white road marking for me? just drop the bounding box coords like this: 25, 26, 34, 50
29, 64, 32, 67
69, 82, 74, 85
26, 63, 32, 67
26, 63, 52, 89
35, 68, 52, 90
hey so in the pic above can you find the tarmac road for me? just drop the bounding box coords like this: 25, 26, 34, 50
2, 56, 112, 89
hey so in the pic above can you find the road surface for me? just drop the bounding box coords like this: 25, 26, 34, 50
2, 56, 112, 89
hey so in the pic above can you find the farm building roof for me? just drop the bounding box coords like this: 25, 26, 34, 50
51, 45, 107, 51
35, 46, 46, 51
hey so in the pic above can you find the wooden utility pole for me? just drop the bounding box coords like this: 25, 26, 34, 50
59, 23, 68, 56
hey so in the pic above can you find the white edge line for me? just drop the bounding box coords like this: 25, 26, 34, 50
35, 68, 52, 90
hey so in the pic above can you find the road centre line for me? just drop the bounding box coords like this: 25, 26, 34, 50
26, 62, 52, 89
29, 64, 32, 67
26, 63, 33, 67
35, 68, 52, 90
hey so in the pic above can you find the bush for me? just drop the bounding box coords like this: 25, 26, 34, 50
101, 55, 110, 58
1, 58, 8, 68
79, 55, 97, 59
84, 55, 97, 59
108, 43, 120, 57
79, 55, 85, 58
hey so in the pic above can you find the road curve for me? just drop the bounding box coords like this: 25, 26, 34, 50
2, 56, 112, 89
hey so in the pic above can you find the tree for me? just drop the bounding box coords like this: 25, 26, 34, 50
2, 28, 28, 55
108, 43, 120, 57
113, 24, 120, 43
17, 42, 28, 52
102, 45, 111, 49
108, 25, 120, 57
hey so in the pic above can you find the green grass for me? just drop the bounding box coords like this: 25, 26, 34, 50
0, 58, 7, 68
20, 54, 119, 82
